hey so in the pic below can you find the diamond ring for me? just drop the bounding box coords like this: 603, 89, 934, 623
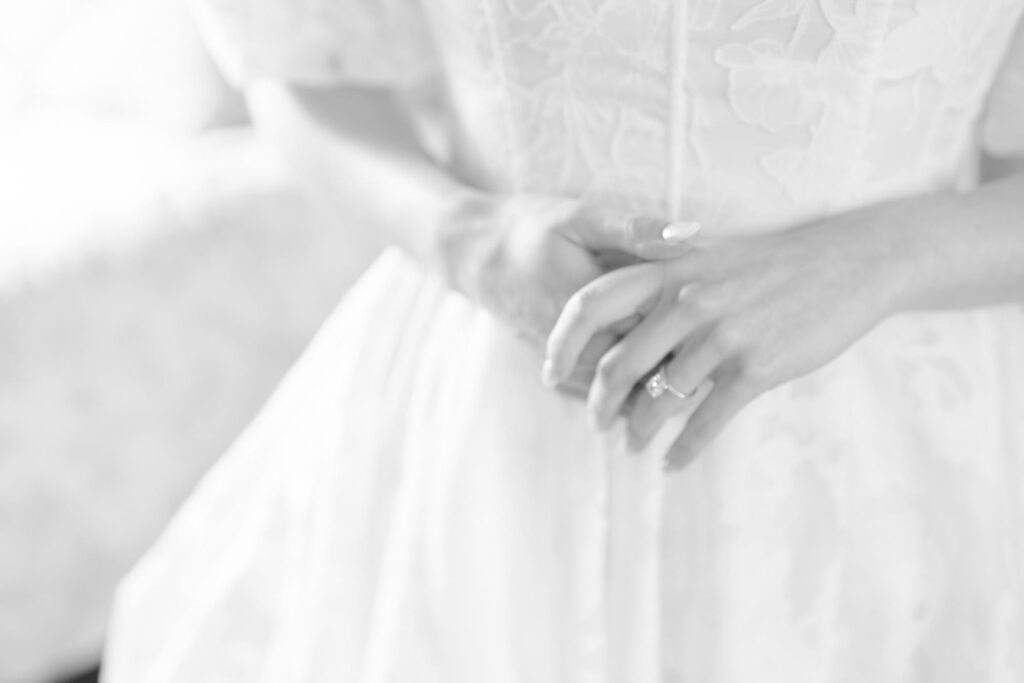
645, 364, 697, 400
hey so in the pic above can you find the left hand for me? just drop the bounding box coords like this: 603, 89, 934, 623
542, 217, 908, 470
442, 193, 702, 399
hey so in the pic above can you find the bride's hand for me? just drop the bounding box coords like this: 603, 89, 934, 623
543, 218, 907, 467
442, 192, 701, 396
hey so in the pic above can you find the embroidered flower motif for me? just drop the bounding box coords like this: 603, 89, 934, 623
715, 38, 820, 132
732, 0, 806, 31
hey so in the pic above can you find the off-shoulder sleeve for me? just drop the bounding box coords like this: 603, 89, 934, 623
982, 15, 1024, 157
189, 0, 440, 89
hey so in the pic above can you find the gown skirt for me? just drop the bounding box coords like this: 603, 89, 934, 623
103, 244, 1024, 682
103, 0, 1024, 677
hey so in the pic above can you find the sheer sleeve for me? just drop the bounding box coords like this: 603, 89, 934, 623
982, 16, 1024, 158
188, 0, 440, 90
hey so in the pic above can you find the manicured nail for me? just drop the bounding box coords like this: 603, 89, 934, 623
661, 221, 702, 244
663, 451, 686, 472
541, 359, 558, 387
627, 431, 645, 453
664, 445, 697, 473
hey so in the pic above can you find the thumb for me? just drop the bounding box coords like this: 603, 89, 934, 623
568, 208, 702, 260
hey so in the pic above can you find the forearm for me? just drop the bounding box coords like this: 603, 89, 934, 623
851, 168, 1024, 315
245, 81, 483, 281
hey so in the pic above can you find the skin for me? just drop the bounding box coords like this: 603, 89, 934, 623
251, 81, 1024, 472
246, 82, 697, 397
544, 176, 1024, 470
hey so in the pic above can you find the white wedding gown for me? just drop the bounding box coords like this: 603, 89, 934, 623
104, 1, 1024, 681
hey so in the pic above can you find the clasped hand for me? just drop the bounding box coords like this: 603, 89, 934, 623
447, 193, 900, 470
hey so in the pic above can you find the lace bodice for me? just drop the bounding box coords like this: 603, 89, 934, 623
104, 4, 1024, 681
194, 0, 1024, 233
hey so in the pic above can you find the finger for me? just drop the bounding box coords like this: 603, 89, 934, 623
661, 332, 725, 402
587, 291, 713, 430
546, 317, 639, 397
543, 264, 661, 385
664, 376, 753, 472
555, 379, 588, 400
566, 207, 702, 260
594, 249, 642, 271
556, 328, 621, 392
618, 332, 723, 441
625, 378, 709, 452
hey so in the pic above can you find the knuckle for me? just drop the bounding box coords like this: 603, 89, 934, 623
595, 355, 625, 387
709, 321, 746, 355
679, 286, 717, 320
734, 356, 771, 392
630, 215, 659, 243
591, 207, 625, 238
565, 289, 595, 323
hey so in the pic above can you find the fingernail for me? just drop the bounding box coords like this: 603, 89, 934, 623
627, 431, 645, 453
663, 452, 684, 473
661, 221, 702, 244
541, 359, 558, 387
664, 446, 696, 473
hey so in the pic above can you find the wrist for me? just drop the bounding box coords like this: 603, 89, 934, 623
868, 192, 965, 315
435, 189, 505, 300
867, 202, 928, 319
813, 198, 933, 323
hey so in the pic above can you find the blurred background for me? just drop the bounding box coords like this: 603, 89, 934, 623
0, 1, 382, 681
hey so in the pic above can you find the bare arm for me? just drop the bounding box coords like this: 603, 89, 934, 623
244, 81, 702, 396
544, 157, 1024, 465
245, 82, 481, 284
886, 159, 1024, 313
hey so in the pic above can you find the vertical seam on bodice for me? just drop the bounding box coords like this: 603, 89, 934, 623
480, 0, 525, 192
666, 0, 691, 221
840, 0, 896, 207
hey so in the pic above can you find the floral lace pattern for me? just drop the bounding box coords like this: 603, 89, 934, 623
195, 0, 1024, 227
105, 2, 1024, 682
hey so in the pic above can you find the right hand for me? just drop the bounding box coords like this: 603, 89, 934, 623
440, 192, 701, 397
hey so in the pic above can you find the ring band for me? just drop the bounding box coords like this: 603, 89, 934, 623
645, 363, 697, 400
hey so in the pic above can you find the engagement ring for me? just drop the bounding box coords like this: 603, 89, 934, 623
645, 364, 697, 400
